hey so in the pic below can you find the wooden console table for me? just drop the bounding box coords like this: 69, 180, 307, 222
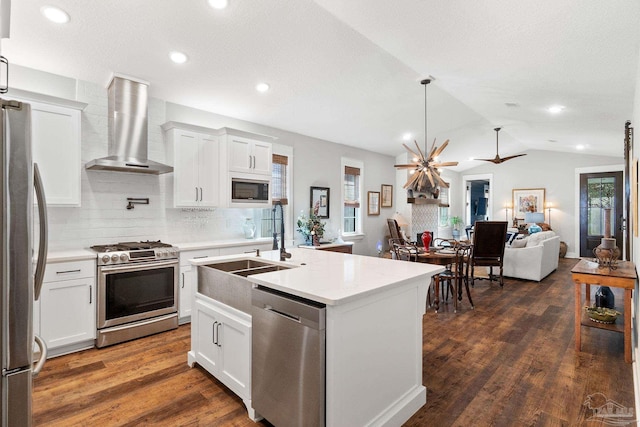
571, 259, 637, 363
297, 242, 353, 254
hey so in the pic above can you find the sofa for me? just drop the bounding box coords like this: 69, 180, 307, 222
503, 230, 560, 281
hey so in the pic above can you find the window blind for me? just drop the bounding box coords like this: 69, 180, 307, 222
271, 154, 288, 205
344, 166, 360, 208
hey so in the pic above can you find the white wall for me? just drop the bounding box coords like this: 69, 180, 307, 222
460, 150, 622, 257
13, 65, 396, 255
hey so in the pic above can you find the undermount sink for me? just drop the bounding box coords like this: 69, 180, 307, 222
205, 258, 293, 275
198, 258, 296, 313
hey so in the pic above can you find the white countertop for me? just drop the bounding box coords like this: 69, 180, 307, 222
46, 249, 97, 263
190, 248, 443, 306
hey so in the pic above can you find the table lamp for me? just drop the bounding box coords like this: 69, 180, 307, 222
524, 212, 545, 233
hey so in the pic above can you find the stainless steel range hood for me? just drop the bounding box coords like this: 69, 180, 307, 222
85, 74, 173, 174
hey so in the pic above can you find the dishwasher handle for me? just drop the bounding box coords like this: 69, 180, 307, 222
252, 286, 326, 331
264, 305, 301, 323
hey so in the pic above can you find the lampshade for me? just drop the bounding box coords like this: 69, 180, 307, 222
524, 212, 545, 223
392, 212, 409, 227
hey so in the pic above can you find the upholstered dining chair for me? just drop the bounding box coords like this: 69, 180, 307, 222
387, 218, 419, 261
470, 221, 508, 287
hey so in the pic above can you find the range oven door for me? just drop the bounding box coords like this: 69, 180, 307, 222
97, 259, 179, 329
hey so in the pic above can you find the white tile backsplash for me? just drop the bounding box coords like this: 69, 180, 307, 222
46, 80, 263, 251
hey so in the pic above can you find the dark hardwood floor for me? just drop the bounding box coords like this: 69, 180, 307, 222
33, 258, 635, 426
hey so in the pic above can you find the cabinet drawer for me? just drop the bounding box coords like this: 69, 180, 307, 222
43, 259, 96, 283
180, 248, 220, 265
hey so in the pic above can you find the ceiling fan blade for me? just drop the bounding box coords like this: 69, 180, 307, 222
432, 161, 458, 167
394, 164, 420, 169
402, 143, 421, 159
431, 139, 450, 158
499, 153, 528, 162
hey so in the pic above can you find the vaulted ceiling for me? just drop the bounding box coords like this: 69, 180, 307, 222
5, 0, 640, 170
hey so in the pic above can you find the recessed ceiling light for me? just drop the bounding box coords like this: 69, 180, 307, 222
256, 82, 270, 93
548, 105, 565, 114
208, 0, 229, 10
169, 51, 188, 64
402, 133, 411, 141
41, 6, 70, 24
576, 144, 585, 150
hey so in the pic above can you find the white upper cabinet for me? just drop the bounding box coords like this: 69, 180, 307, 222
163, 122, 220, 208
9, 90, 86, 206
227, 134, 272, 176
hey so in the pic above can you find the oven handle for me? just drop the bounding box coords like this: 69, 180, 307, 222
99, 260, 179, 273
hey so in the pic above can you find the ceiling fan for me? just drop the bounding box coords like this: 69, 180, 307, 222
394, 79, 458, 193
477, 127, 527, 164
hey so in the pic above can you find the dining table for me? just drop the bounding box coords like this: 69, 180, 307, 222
417, 249, 457, 311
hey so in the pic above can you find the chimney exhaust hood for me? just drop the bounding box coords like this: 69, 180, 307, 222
85, 74, 173, 174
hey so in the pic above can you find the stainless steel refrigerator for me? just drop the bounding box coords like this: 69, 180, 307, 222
0, 98, 48, 426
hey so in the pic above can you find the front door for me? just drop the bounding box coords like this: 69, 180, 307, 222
579, 171, 623, 257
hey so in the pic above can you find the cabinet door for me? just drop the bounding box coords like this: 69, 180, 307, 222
40, 277, 95, 349
217, 307, 251, 399
173, 131, 201, 207
179, 265, 194, 321
198, 135, 220, 207
194, 299, 221, 374
228, 137, 253, 173
251, 140, 272, 175
30, 102, 81, 206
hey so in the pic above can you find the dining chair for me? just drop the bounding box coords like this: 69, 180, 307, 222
387, 218, 419, 261
428, 242, 474, 312
470, 221, 508, 287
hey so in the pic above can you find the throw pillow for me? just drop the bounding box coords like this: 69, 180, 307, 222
510, 238, 527, 248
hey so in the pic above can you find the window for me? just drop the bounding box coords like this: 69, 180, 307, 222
438, 185, 450, 227
342, 158, 363, 235
261, 148, 292, 239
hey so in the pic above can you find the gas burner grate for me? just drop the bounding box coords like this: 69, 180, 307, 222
91, 241, 173, 252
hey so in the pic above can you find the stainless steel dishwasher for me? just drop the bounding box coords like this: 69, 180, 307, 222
252, 285, 326, 427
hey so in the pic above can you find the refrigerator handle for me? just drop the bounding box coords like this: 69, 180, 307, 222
33, 163, 48, 300
32, 334, 48, 377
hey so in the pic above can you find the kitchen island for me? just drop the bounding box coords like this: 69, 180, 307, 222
189, 248, 443, 427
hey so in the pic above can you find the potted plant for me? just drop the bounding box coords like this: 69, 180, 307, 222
296, 210, 326, 245
450, 216, 463, 239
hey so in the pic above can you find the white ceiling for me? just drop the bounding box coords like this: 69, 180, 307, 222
5, 0, 640, 171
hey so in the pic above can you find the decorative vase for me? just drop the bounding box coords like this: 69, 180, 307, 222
312, 234, 320, 246
421, 231, 431, 250
595, 286, 615, 309
242, 218, 256, 239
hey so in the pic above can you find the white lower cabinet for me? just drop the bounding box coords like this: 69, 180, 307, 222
39, 259, 96, 356
188, 294, 256, 420
179, 248, 220, 323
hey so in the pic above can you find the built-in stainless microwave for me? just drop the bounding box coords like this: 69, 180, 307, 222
231, 177, 270, 203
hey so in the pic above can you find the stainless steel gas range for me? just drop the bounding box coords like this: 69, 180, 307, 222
90, 241, 180, 348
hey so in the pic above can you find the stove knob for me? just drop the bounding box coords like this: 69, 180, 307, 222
120, 254, 128, 262
111, 254, 119, 262
101, 255, 110, 264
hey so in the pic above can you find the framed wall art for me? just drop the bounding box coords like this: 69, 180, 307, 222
367, 191, 380, 216
310, 186, 330, 218
381, 184, 393, 208
512, 188, 545, 218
